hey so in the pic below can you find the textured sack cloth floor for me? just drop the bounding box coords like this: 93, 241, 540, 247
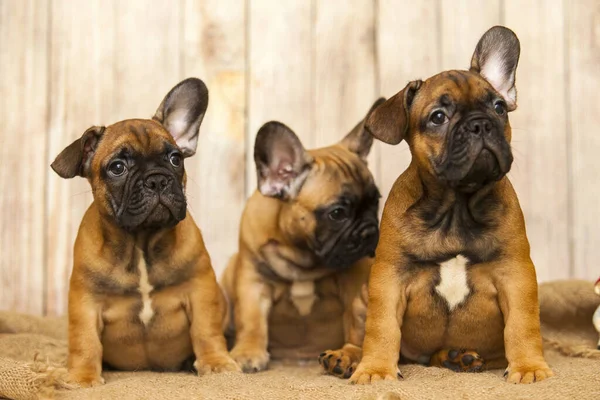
1, 280, 599, 400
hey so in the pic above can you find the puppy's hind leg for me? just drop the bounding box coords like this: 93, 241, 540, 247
319, 344, 362, 379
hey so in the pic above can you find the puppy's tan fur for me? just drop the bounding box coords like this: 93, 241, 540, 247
52, 79, 239, 387
350, 27, 553, 384
222, 103, 382, 373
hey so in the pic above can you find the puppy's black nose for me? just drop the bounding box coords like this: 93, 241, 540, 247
360, 226, 378, 240
466, 119, 492, 136
145, 174, 169, 191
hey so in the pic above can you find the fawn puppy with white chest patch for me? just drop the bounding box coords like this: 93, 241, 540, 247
51, 78, 239, 387
221, 100, 384, 374
347, 26, 553, 384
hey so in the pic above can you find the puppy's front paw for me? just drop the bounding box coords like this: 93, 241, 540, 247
429, 348, 485, 372
319, 345, 362, 379
349, 362, 401, 385
67, 370, 105, 388
194, 353, 241, 375
230, 346, 270, 373
505, 360, 554, 384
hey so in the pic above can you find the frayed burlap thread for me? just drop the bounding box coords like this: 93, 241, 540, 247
543, 338, 600, 359
0, 356, 73, 400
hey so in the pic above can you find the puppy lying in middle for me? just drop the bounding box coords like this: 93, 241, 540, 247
221, 100, 384, 373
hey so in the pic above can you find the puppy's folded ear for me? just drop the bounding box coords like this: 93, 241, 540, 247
340, 97, 386, 160
153, 77, 208, 157
365, 80, 422, 145
254, 122, 313, 200
470, 26, 520, 111
50, 126, 105, 179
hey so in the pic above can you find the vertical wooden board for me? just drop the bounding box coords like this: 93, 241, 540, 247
568, 1, 600, 280
46, 0, 115, 316
439, 0, 501, 70
0, 0, 49, 314
246, 0, 313, 195
313, 0, 378, 180
377, 0, 440, 202
504, 0, 570, 281
182, 0, 246, 277
111, 1, 181, 121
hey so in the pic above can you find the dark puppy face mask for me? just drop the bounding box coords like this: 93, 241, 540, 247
51, 78, 208, 231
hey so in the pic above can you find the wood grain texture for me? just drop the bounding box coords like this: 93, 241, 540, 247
182, 0, 246, 277
439, 0, 501, 70
1, 1, 598, 315
246, 0, 313, 195
111, 1, 181, 121
376, 0, 440, 201
46, 0, 115, 315
0, 0, 49, 315
567, 0, 600, 280
313, 0, 378, 177
504, 0, 570, 282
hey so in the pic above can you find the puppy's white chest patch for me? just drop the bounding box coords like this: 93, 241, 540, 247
290, 280, 317, 316
136, 249, 155, 326
435, 255, 470, 311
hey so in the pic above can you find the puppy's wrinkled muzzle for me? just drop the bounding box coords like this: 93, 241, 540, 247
322, 222, 379, 269
117, 172, 187, 231
349, 222, 379, 256
435, 115, 513, 191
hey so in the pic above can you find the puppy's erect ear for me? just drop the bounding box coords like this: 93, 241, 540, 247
470, 26, 520, 111
340, 97, 386, 160
153, 77, 208, 157
365, 80, 422, 145
50, 126, 105, 179
254, 121, 313, 200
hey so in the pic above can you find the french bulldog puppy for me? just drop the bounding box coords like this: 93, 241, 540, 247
51, 78, 239, 387
348, 26, 554, 384
221, 100, 384, 373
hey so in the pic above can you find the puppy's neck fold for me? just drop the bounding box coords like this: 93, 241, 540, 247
416, 166, 505, 228
97, 207, 176, 261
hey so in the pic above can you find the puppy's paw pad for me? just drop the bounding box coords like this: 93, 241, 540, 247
349, 364, 401, 385
505, 362, 554, 384
318, 349, 359, 379
230, 347, 270, 373
432, 348, 485, 373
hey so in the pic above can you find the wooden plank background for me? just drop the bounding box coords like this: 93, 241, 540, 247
0, 0, 598, 316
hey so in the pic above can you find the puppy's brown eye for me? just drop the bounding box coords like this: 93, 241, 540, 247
430, 111, 448, 125
169, 153, 182, 167
494, 101, 506, 115
108, 161, 127, 177
328, 207, 349, 221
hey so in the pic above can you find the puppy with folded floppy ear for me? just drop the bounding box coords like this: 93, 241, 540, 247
221, 100, 384, 373
349, 26, 553, 384
51, 78, 239, 387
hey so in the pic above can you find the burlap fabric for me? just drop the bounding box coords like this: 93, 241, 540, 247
1, 280, 599, 400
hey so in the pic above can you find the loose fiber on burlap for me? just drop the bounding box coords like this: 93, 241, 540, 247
1, 280, 599, 400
